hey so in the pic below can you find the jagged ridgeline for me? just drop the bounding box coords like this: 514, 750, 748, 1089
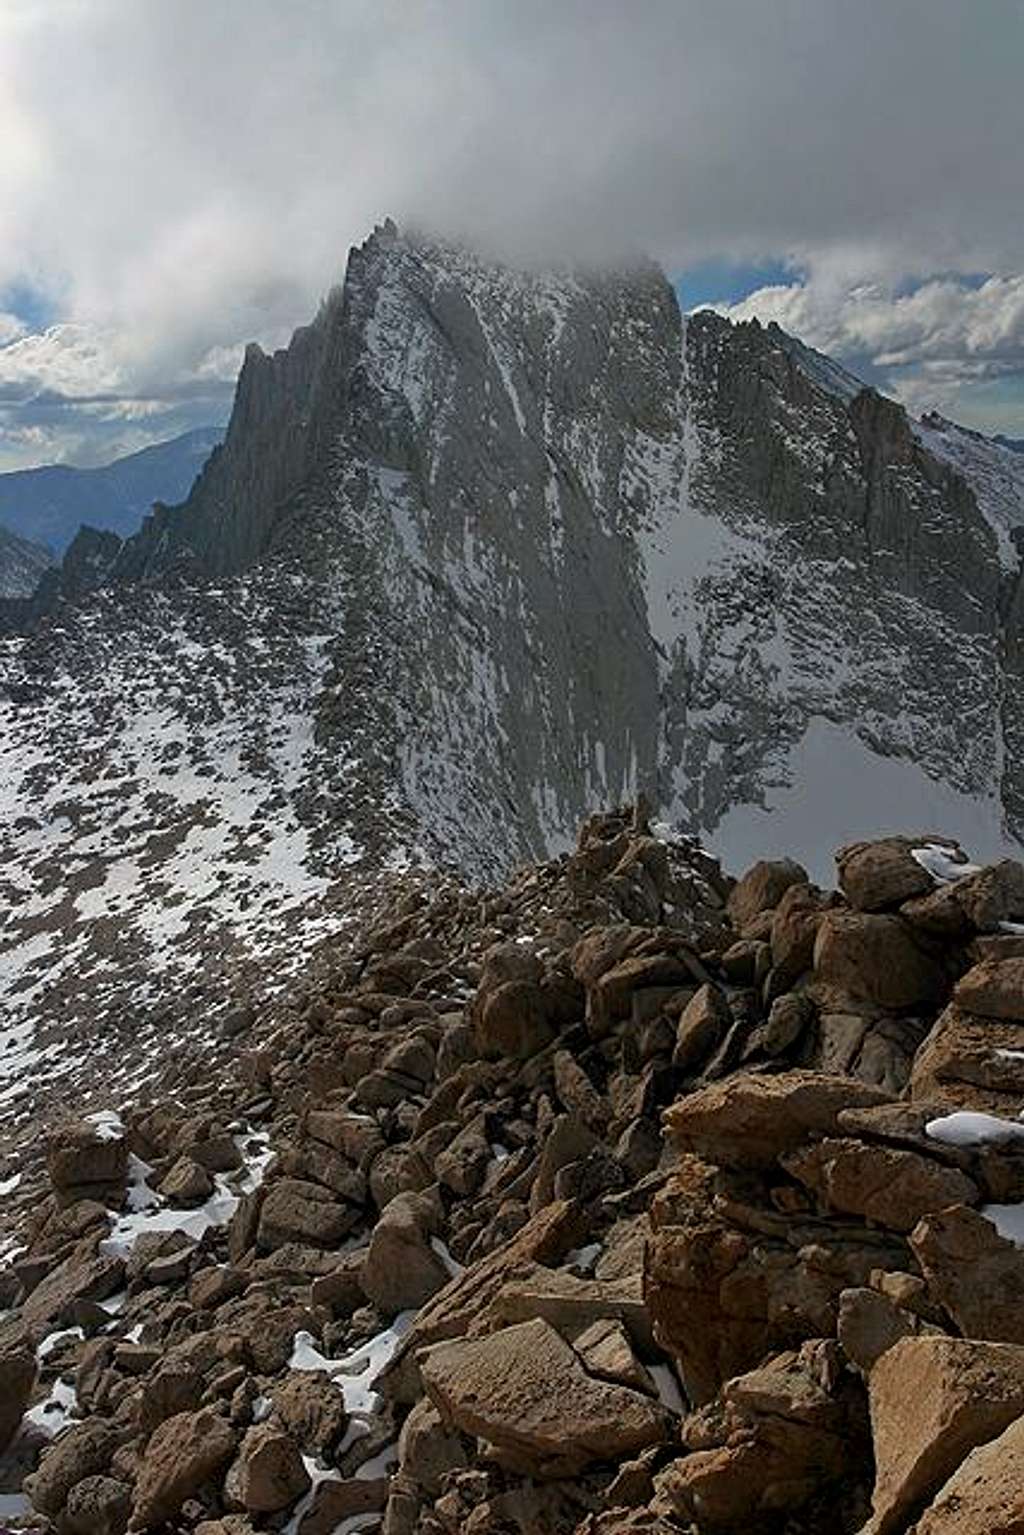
3, 219, 1024, 1079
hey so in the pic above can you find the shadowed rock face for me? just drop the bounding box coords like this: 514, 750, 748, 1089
0, 522, 53, 600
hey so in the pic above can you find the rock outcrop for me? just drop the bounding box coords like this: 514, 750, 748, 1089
3, 817, 1024, 1534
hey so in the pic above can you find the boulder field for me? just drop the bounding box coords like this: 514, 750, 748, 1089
4, 810, 1024, 1533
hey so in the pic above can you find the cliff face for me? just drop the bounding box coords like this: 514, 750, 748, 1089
3, 224, 1024, 1056
120, 222, 1016, 875
113, 317, 339, 581
657, 314, 1010, 867
0, 523, 53, 599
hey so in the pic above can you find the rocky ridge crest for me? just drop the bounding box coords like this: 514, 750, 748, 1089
5, 810, 1024, 1533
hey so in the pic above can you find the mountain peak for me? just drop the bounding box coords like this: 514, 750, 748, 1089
2, 225, 1023, 1064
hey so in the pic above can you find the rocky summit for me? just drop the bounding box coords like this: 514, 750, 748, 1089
3, 812, 1024, 1534
4, 222, 1024, 1533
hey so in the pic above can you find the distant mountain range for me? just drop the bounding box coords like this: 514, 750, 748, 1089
0, 425, 223, 554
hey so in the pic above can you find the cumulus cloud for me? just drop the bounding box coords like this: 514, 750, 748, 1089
0, 323, 126, 399
0, 319, 233, 468
0, 0, 1022, 464
713, 273, 1024, 426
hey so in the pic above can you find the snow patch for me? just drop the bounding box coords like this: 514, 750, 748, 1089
712, 719, 1015, 885
101, 1129, 271, 1256
926, 1111, 1024, 1148
289, 1312, 416, 1422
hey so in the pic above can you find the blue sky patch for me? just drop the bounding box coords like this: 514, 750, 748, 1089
1, 280, 62, 336
673, 257, 802, 312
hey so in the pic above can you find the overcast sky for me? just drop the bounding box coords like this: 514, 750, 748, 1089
1, 0, 1022, 471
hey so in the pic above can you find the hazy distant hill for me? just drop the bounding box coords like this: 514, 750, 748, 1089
0, 425, 223, 552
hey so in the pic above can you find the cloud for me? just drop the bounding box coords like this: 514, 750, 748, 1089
0, 0, 1022, 465
0, 313, 27, 347
0, 323, 126, 399
0, 317, 234, 468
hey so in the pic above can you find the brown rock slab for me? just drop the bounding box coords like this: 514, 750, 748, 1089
956, 957, 1024, 1021
720, 937, 768, 986
646, 1158, 907, 1403
132, 1408, 237, 1528
475, 978, 556, 1058
47, 1121, 128, 1198
814, 910, 946, 1010
770, 881, 828, 981
901, 881, 973, 938
189, 1264, 248, 1310
864, 1336, 1024, 1535
659, 1340, 856, 1527
756, 991, 815, 1056
954, 860, 1024, 932
63, 1474, 132, 1535
375, 1199, 587, 1405
781, 1136, 978, 1233
837, 1287, 934, 1373
397, 1397, 469, 1497
25, 1420, 118, 1517
310, 1254, 364, 1316
421, 1316, 670, 1478
158, 1154, 214, 1206
910, 1204, 1024, 1342
139, 1360, 203, 1435
663, 1069, 892, 1170
256, 1178, 356, 1251
573, 1316, 655, 1396
224, 1422, 310, 1514
837, 838, 935, 912
244, 1303, 318, 1374
471, 942, 576, 1059
910, 1004, 1024, 1113
672, 983, 730, 1072
913, 1411, 1024, 1534
552, 1049, 607, 1130
272, 1371, 348, 1455
0, 1346, 35, 1453
23, 1252, 125, 1336
571, 924, 645, 988
728, 858, 808, 929
529, 1113, 601, 1213
434, 1118, 491, 1197
484, 1265, 652, 1350
360, 1191, 449, 1312
305, 1108, 383, 1164
297, 1476, 388, 1532
591, 953, 700, 1034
